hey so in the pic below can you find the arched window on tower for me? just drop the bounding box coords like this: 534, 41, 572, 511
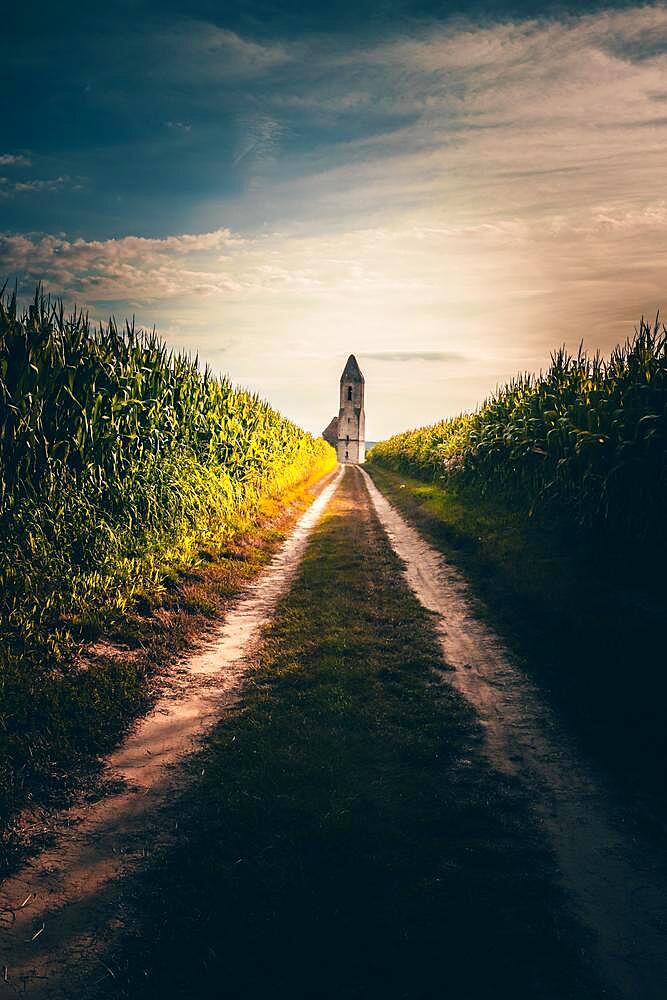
345, 450, 349, 459
347, 385, 352, 401
346, 434, 349, 443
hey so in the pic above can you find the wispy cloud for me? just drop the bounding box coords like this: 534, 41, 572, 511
0, 153, 31, 167
144, 21, 293, 85
0, 175, 80, 198
4, 6, 667, 436
233, 113, 285, 168
361, 351, 465, 363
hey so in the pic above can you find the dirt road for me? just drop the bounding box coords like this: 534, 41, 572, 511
0, 470, 342, 997
1, 464, 665, 998
361, 467, 667, 1000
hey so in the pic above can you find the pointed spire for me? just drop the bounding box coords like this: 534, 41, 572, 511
341, 354, 364, 382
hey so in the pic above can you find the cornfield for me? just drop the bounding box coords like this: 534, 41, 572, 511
370, 318, 667, 542
0, 287, 335, 661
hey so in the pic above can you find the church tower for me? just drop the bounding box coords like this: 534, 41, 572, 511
337, 355, 365, 464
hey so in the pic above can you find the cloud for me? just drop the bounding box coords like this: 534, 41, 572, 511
189, 23, 291, 78
233, 113, 285, 168
250, 6, 667, 198
13, 176, 73, 193
0, 229, 241, 300
3, 6, 667, 436
361, 351, 466, 362
147, 21, 292, 85
0, 175, 79, 198
0, 153, 31, 167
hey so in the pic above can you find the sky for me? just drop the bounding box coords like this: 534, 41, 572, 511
2, 0, 667, 438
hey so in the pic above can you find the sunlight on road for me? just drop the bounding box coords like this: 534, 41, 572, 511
0, 470, 343, 997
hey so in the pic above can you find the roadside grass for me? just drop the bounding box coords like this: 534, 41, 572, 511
366, 464, 667, 822
0, 471, 333, 874
101, 468, 599, 1000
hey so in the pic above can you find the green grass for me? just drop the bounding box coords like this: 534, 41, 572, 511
0, 467, 333, 875
100, 469, 600, 1000
366, 464, 667, 821
0, 286, 335, 861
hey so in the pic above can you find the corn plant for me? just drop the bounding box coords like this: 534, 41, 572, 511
0, 286, 335, 660
370, 318, 666, 541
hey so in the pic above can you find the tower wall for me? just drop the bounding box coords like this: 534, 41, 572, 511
336, 357, 365, 464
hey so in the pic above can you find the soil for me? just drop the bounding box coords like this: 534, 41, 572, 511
1, 464, 665, 999
361, 467, 667, 1000
93, 463, 598, 1000
0, 470, 342, 997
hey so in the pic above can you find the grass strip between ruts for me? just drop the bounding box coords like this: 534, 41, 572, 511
365, 463, 667, 822
102, 467, 600, 1000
